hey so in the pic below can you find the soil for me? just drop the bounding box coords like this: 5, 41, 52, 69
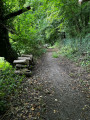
1, 49, 90, 120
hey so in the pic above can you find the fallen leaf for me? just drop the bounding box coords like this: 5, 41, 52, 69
37, 112, 40, 116
53, 110, 57, 113
31, 107, 35, 111
28, 114, 32, 118
55, 99, 58, 101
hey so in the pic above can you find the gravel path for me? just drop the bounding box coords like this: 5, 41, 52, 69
34, 52, 90, 120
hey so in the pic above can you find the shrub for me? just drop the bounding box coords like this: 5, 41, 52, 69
0, 57, 11, 70
0, 68, 24, 113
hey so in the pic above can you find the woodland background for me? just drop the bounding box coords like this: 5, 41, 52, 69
0, 0, 90, 113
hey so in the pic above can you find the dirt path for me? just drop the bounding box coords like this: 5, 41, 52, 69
34, 52, 90, 120
2, 51, 89, 120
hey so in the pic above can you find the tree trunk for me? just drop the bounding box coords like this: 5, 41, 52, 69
0, 22, 18, 64
0, 1, 18, 64
0, 1, 31, 64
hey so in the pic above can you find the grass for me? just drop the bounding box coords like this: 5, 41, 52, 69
49, 41, 60, 49
52, 52, 59, 58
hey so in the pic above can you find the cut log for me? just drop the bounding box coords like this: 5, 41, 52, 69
16, 64, 28, 69
21, 54, 34, 65
21, 54, 33, 59
13, 59, 29, 65
13, 54, 34, 76
18, 57, 32, 60
15, 69, 31, 76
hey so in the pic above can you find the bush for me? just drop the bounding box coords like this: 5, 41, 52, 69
0, 68, 24, 113
0, 57, 11, 70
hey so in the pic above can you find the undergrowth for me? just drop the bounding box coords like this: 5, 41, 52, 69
56, 34, 90, 67
0, 58, 24, 113
0, 58, 11, 70
52, 52, 59, 58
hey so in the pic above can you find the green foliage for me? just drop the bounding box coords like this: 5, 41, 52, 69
3, 0, 26, 14
0, 58, 12, 70
59, 45, 75, 57
51, 41, 61, 49
0, 0, 90, 115
2, 0, 89, 57
57, 34, 90, 66
1, 0, 90, 117
52, 52, 59, 58
1, 0, 90, 57
7, 0, 47, 56
0, 68, 24, 112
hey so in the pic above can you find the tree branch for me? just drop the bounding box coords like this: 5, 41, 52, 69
4, 6, 31, 20
0, 22, 18, 34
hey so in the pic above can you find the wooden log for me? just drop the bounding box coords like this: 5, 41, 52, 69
15, 69, 31, 76
13, 59, 29, 65
21, 54, 34, 65
18, 56, 34, 65
16, 64, 34, 71
18, 57, 31, 59
18, 57, 32, 61
21, 54, 33, 59
16, 64, 28, 69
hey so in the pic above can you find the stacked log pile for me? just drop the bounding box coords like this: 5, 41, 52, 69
13, 54, 34, 76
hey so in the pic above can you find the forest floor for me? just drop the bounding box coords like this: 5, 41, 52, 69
1, 49, 90, 120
